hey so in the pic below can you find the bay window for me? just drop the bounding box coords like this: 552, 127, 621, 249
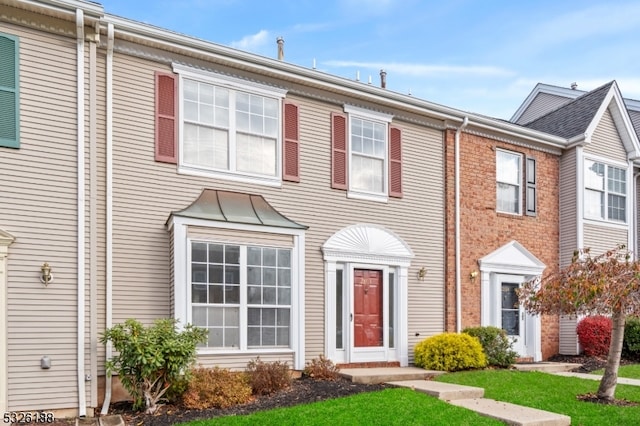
191, 241, 292, 349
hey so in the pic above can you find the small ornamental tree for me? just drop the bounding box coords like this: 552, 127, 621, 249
518, 245, 640, 401
100, 318, 207, 414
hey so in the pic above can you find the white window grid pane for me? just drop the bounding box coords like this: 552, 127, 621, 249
191, 242, 292, 350
607, 166, 626, 195
584, 161, 605, 190
247, 307, 290, 348
236, 134, 276, 176
191, 242, 241, 348
496, 151, 521, 185
351, 118, 385, 160
584, 188, 605, 220
182, 80, 279, 178
608, 194, 626, 222
497, 183, 520, 214
351, 154, 384, 193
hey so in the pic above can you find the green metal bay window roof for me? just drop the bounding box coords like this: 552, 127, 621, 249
167, 189, 308, 229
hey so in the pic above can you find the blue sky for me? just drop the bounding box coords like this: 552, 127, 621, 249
100, 0, 640, 119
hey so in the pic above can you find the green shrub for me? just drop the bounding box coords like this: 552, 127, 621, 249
246, 357, 292, 395
463, 326, 517, 368
303, 355, 341, 380
100, 318, 207, 414
623, 316, 640, 360
182, 367, 253, 409
414, 333, 487, 372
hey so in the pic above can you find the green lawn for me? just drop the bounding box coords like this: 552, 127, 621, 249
177, 387, 503, 426
437, 370, 640, 426
591, 364, 640, 379
176, 370, 640, 425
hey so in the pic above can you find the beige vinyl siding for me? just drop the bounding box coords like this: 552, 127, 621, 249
110, 52, 445, 366
0, 23, 79, 410
559, 315, 580, 355
559, 148, 578, 268
197, 352, 294, 370
584, 108, 627, 162
188, 227, 294, 247
516, 93, 571, 125
583, 223, 627, 255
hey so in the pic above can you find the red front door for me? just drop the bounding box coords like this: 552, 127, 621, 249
354, 269, 383, 347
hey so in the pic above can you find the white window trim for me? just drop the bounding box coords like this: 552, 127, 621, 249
172, 63, 288, 187
583, 156, 628, 224
168, 216, 306, 369
496, 148, 523, 215
344, 105, 393, 203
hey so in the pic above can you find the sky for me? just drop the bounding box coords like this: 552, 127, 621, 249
99, 0, 640, 120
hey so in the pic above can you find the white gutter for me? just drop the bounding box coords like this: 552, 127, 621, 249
104, 14, 566, 150
75, 8, 87, 418
100, 21, 114, 416
455, 116, 469, 333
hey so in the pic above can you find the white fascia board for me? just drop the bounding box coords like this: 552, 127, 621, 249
103, 14, 566, 149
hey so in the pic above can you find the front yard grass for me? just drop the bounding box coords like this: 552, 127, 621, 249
591, 364, 640, 379
177, 387, 503, 426
437, 370, 640, 426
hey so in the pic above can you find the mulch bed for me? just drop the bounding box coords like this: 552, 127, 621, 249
47, 355, 639, 425
107, 377, 387, 426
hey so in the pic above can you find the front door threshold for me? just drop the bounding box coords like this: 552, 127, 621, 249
336, 361, 400, 369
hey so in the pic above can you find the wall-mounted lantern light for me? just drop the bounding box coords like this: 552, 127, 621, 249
40, 262, 53, 286
417, 267, 427, 281
470, 270, 478, 282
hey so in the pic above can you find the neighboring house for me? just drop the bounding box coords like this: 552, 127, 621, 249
512, 81, 640, 355
0, 0, 583, 417
444, 128, 562, 361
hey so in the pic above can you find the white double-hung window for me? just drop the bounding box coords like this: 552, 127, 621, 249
584, 159, 626, 222
174, 64, 287, 185
344, 105, 393, 201
496, 149, 522, 214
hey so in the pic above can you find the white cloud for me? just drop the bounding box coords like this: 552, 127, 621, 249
230, 30, 270, 51
323, 60, 514, 77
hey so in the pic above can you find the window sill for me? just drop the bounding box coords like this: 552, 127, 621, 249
347, 190, 388, 203
178, 165, 282, 188
197, 347, 294, 356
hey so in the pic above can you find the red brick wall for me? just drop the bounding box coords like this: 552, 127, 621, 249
444, 129, 560, 359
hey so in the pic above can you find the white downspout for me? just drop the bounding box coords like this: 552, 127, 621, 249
76, 8, 87, 418
455, 116, 469, 333
100, 22, 114, 416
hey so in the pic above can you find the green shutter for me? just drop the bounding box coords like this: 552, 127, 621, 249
0, 33, 19, 148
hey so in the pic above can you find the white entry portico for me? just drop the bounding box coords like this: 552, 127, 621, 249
478, 240, 545, 361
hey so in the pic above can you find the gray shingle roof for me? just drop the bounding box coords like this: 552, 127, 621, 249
523, 81, 614, 138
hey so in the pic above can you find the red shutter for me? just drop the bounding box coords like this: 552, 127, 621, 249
155, 71, 177, 163
283, 101, 300, 182
331, 112, 348, 190
389, 125, 403, 198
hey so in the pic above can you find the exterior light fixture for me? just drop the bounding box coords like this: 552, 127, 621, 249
417, 267, 427, 281
40, 262, 53, 286
470, 270, 478, 282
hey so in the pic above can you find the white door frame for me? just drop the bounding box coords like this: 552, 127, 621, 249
493, 274, 526, 356
0, 229, 15, 414
322, 224, 413, 366
479, 240, 545, 361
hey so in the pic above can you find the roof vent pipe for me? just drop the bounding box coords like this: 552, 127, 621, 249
380, 69, 387, 89
571, 82, 578, 90
277, 37, 284, 60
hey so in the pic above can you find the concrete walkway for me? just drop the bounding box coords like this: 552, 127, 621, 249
551, 371, 640, 386
342, 363, 580, 426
